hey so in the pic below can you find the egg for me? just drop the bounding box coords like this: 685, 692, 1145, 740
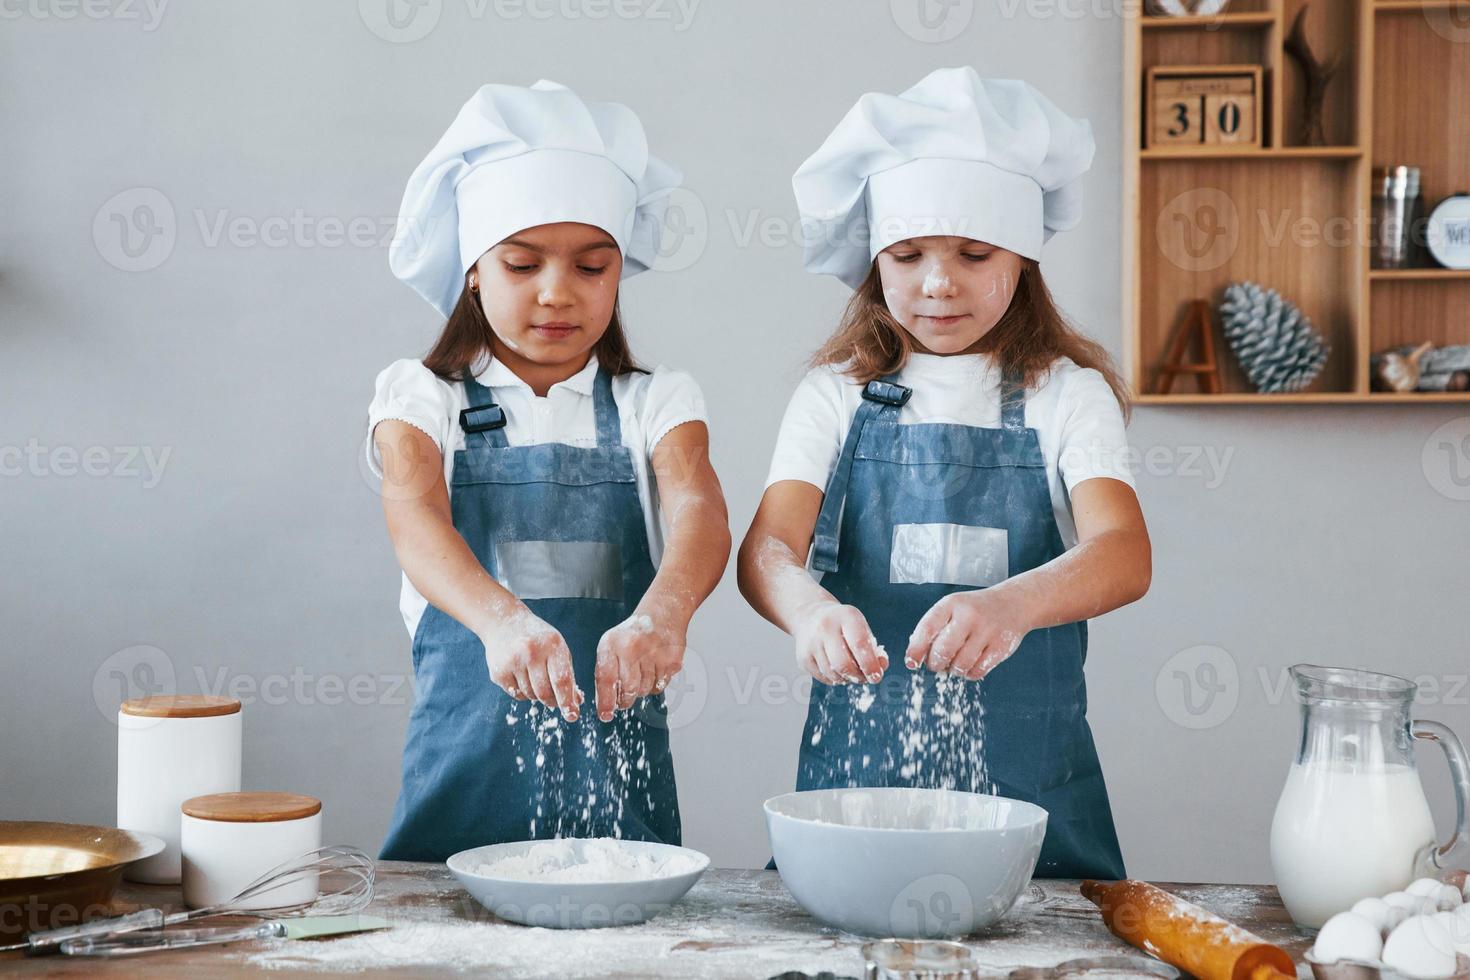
1386, 891, 1439, 917
1313, 911, 1385, 965
1382, 914, 1459, 979
1408, 877, 1447, 898
1352, 896, 1397, 935
1433, 883, 1463, 911
1440, 908, 1470, 956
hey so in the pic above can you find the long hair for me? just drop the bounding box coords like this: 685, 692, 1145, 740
422, 274, 643, 383
811, 258, 1130, 419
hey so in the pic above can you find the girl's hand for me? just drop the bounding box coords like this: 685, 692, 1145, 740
480, 607, 583, 721
595, 612, 687, 722
793, 600, 887, 686
906, 590, 1029, 681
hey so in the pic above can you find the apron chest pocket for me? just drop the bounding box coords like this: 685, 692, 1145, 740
494, 540, 624, 601
889, 522, 1008, 588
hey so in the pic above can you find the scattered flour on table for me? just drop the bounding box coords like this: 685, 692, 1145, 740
241, 876, 1231, 977
476, 838, 701, 883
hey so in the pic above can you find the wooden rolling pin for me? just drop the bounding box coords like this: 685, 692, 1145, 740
1080, 879, 1296, 980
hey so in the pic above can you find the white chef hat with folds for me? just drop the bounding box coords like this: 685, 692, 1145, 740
389, 79, 681, 317
793, 67, 1095, 289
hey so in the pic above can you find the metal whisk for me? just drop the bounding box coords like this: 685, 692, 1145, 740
10, 844, 376, 956
171, 844, 375, 922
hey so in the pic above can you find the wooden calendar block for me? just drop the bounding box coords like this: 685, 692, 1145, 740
1205, 92, 1257, 145
1152, 92, 1205, 146
1145, 65, 1263, 150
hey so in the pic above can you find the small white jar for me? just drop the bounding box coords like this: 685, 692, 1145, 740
117, 695, 242, 883
180, 792, 323, 910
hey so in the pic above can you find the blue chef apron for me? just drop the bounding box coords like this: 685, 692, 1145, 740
797, 365, 1126, 880
380, 365, 680, 862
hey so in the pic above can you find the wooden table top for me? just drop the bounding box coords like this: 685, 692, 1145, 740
2, 864, 1317, 978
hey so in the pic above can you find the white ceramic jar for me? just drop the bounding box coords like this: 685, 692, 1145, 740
180, 792, 323, 910
117, 695, 242, 883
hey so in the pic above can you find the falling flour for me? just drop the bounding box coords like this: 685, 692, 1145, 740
508, 690, 668, 841
475, 838, 701, 883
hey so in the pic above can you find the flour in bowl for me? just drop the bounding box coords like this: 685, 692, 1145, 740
476, 838, 701, 883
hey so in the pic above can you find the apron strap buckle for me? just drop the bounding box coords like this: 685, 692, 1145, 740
862, 380, 912, 407
460, 404, 507, 434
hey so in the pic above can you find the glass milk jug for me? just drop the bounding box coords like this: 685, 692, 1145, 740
1270, 664, 1470, 929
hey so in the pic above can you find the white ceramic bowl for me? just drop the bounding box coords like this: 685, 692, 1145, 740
447, 839, 709, 929
765, 787, 1047, 938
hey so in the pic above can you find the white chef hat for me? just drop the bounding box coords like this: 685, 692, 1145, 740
792, 67, 1095, 289
389, 79, 681, 317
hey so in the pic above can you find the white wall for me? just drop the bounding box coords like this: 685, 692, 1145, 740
3, 0, 1467, 883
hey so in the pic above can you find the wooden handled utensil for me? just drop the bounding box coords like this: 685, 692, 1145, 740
1081, 879, 1296, 980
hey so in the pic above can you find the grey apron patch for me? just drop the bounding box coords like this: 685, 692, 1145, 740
493, 540, 623, 601
889, 523, 1009, 588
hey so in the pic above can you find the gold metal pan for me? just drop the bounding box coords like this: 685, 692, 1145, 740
0, 821, 165, 941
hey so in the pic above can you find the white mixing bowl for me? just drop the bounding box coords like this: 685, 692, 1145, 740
448, 838, 709, 929
765, 787, 1047, 938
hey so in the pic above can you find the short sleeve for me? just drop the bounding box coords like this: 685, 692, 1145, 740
1054, 367, 1135, 493
365, 358, 453, 479
634, 366, 708, 459
763, 368, 850, 492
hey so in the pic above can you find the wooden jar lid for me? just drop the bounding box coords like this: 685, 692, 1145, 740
181, 792, 322, 823
119, 695, 241, 719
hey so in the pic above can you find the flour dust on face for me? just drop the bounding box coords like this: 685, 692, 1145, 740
874, 236, 1022, 355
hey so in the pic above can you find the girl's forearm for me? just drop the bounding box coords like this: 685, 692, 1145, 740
387, 501, 522, 639
736, 532, 839, 637
638, 493, 731, 629
989, 527, 1151, 631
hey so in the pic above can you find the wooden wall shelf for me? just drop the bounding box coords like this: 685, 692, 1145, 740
1369, 268, 1470, 281
1141, 145, 1363, 159
1375, 1, 1466, 12
1141, 13, 1279, 29
1122, 0, 1470, 404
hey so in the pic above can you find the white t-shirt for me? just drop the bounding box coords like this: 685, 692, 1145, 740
367, 353, 707, 639
763, 353, 1134, 551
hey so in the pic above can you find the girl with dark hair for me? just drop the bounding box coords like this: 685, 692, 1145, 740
368, 80, 729, 861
